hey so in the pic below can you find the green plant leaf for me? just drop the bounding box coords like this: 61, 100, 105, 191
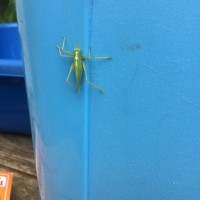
8, 0, 15, 6
2, 3, 16, 22
0, 0, 17, 23
0, 15, 6, 23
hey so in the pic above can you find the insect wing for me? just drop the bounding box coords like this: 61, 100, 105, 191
74, 59, 83, 87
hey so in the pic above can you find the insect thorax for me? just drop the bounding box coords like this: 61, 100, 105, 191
73, 48, 82, 61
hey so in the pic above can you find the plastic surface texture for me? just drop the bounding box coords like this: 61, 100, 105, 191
0, 23, 31, 133
16, 0, 200, 199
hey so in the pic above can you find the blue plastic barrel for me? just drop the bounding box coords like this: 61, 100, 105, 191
16, 0, 200, 199
0, 23, 31, 133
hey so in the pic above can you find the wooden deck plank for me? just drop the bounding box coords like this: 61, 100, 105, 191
0, 132, 40, 200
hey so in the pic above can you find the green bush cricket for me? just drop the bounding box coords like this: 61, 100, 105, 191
56, 35, 111, 93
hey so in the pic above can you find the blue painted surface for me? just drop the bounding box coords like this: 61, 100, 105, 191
16, 0, 200, 199
16, 1, 89, 199
0, 23, 31, 133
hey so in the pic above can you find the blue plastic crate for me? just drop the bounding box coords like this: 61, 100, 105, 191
16, 0, 200, 199
0, 23, 31, 134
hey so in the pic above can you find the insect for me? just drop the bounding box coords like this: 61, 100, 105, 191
56, 35, 111, 93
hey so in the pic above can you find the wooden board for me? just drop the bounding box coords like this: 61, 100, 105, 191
0, 132, 40, 200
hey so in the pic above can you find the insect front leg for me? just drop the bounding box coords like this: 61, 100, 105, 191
61, 35, 74, 54
56, 35, 74, 56
56, 46, 74, 58
82, 62, 104, 93
61, 35, 66, 50
66, 64, 77, 91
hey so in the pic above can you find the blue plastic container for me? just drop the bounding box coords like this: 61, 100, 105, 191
16, 0, 200, 199
0, 23, 31, 133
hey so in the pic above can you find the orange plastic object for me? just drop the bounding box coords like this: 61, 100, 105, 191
0, 172, 13, 200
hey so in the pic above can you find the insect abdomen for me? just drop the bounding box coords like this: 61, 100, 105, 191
74, 60, 83, 87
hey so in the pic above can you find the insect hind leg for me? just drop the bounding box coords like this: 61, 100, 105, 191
66, 64, 77, 91
82, 62, 104, 93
